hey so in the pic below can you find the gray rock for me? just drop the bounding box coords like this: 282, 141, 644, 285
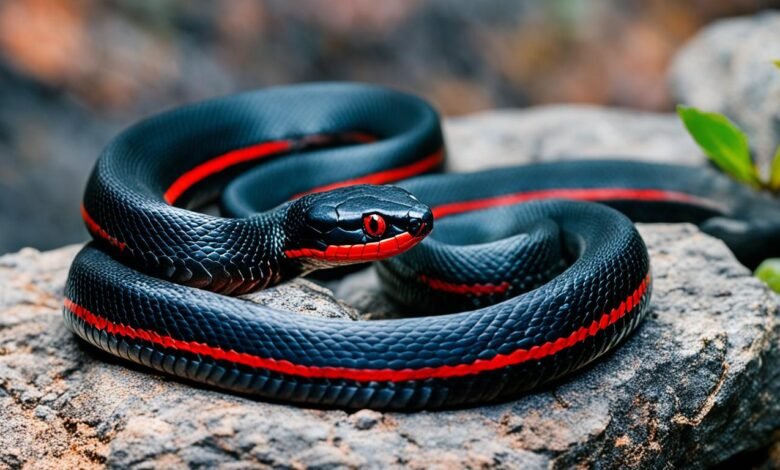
1, 222, 777, 468
240, 279, 359, 320
669, 11, 780, 169
442, 105, 704, 172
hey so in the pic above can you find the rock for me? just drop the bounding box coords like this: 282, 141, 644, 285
443, 105, 704, 172
669, 11, 780, 168
1, 222, 777, 468
240, 279, 358, 320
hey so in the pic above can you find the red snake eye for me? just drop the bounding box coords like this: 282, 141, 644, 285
363, 213, 386, 238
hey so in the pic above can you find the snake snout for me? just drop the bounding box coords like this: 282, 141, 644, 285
407, 205, 433, 238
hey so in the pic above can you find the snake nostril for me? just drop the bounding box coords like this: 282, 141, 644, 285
408, 218, 421, 235
408, 215, 432, 237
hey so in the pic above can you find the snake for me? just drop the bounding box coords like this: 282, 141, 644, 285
63, 83, 780, 410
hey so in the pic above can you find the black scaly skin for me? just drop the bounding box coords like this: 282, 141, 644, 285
80, 83, 441, 294
64, 83, 780, 410
379, 161, 780, 312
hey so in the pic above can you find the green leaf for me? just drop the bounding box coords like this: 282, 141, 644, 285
770, 145, 780, 191
774, 59, 780, 70
677, 105, 761, 186
755, 258, 780, 293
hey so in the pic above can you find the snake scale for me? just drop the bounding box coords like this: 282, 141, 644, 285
63, 83, 780, 410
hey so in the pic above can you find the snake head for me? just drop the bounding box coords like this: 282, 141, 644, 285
283, 185, 433, 265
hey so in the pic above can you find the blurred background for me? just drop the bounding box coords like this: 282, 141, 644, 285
0, 0, 778, 254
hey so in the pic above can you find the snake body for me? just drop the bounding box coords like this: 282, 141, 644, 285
63, 83, 780, 410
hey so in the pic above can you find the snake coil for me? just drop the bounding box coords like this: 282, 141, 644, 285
64, 83, 780, 410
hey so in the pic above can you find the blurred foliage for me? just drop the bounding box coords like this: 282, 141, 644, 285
677, 106, 761, 187
678, 62, 780, 193
772, 146, 780, 191
755, 259, 780, 293
0, 0, 778, 117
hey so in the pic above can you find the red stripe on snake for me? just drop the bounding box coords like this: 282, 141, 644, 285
63, 273, 650, 382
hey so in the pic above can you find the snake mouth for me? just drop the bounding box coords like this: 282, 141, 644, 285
284, 228, 427, 262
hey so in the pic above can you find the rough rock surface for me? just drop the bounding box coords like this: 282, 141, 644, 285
1, 222, 778, 468
669, 11, 780, 169
443, 106, 704, 172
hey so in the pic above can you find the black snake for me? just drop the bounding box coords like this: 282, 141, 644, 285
63, 83, 780, 410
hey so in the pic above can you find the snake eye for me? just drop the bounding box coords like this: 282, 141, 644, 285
363, 213, 386, 238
